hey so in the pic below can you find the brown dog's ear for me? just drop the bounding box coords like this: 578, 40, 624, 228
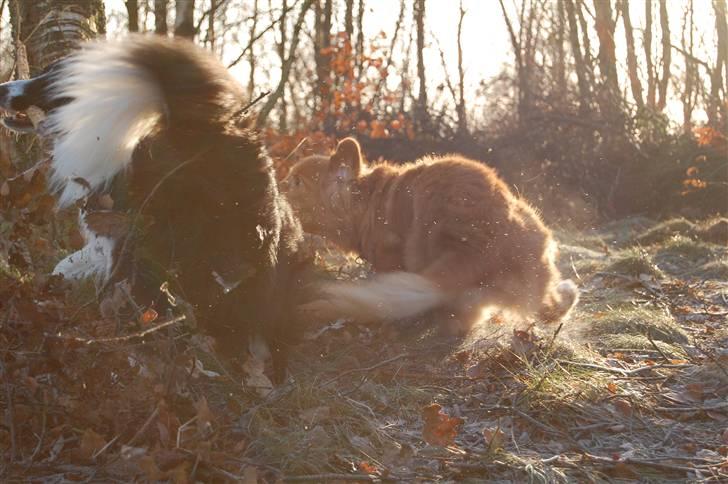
329, 137, 362, 182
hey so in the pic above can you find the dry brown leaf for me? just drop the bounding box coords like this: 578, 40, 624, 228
422, 403, 463, 446
79, 428, 106, 460
242, 466, 258, 484
242, 355, 274, 398
195, 397, 214, 437
612, 398, 633, 418
482, 427, 505, 451
358, 461, 377, 474
607, 382, 618, 394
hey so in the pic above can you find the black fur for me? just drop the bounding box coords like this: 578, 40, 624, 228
2, 36, 309, 378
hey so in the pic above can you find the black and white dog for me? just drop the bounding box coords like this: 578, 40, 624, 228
0, 36, 308, 376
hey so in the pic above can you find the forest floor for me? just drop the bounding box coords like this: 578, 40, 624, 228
1, 210, 727, 482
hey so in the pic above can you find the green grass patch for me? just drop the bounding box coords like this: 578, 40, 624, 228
605, 247, 664, 278
636, 218, 696, 245
656, 234, 713, 259
588, 306, 688, 345
598, 334, 687, 358
694, 257, 728, 280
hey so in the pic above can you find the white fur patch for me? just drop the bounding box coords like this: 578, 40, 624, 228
46, 40, 164, 207
52, 213, 115, 283
5, 79, 32, 106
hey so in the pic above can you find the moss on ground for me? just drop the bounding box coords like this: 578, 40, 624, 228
605, 247, 664, 278
587, 306, 688, 345
636, 218, 696, 245
598, 334, 687, 358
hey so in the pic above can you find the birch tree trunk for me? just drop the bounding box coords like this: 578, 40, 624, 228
9, 0, 106, 75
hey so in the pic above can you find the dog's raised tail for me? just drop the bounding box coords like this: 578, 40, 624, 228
315, 272, 446, 322
538, 279, 579, 324
46, 35, 245, 207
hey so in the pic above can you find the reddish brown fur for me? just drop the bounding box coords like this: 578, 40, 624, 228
283, 138, 577, 330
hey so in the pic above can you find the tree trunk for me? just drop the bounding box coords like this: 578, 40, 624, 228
208, 0, 216, 51
414, 0, 428, 130
555, 0, 566, 97
126, 0, 139, 32
154, 0, 168, 35
644, 0, 656, 107
313, 0, 332, 129
257, 0, 314, 127
278, 0, 288, 131
355, 0, 364, 79
344, 0, 354, 40
9, 0, 106, 75
709, 0, 727, 127
248, 0, 258, 99
681, 0, 695, 132
564, 0, 590, 112
656, 0, 671, 111
593, 0, 620, 118
174, 0, 195, 39
619, 0, 643, 107
456, 1, 467, 135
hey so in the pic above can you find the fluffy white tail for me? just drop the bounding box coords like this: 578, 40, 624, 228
316, 272, 446, 322
47, 40, 165, 207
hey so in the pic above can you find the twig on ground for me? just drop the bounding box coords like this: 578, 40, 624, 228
557, 360, 691, 376
321, 353, 410, 387
283, 473, 375, 482
583, 452, 708, 474
6, 384, 16, 462
654, 402, 728, 412
127, 406, 160, 447
647, 330, 671, 363
25, 390, 47, 467
44, 315, 186, 345
92, 434, 120, 460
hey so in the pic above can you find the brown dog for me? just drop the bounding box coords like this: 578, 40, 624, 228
283, 137, 578, 332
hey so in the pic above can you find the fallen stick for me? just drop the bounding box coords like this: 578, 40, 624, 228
45, 314, 186, 345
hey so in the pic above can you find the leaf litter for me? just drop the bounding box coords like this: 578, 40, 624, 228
1, 171, 727, 483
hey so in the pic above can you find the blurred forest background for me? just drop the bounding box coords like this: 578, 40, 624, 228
0, 0, 726, 220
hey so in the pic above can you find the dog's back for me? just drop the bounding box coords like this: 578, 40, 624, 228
0, 36, 307, 374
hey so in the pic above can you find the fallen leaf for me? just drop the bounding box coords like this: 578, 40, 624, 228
482, 427, 505, 451
79, 429, 106, 460
195, 397, 214, 438
242, 466, 258, 484
140, 308, 158, 325
358, 461, 377, 474
607, 382, 618, 394
510, 329, 537, 357
242, 355, 274, 397
612, 399, 633, 418
422, 403, 464, 446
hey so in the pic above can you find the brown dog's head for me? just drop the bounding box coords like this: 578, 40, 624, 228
281, 137, 364, 236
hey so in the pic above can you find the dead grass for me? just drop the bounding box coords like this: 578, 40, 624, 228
588, 306, 689, 345
604, 247, 664, 278
636, 217, 696, 245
